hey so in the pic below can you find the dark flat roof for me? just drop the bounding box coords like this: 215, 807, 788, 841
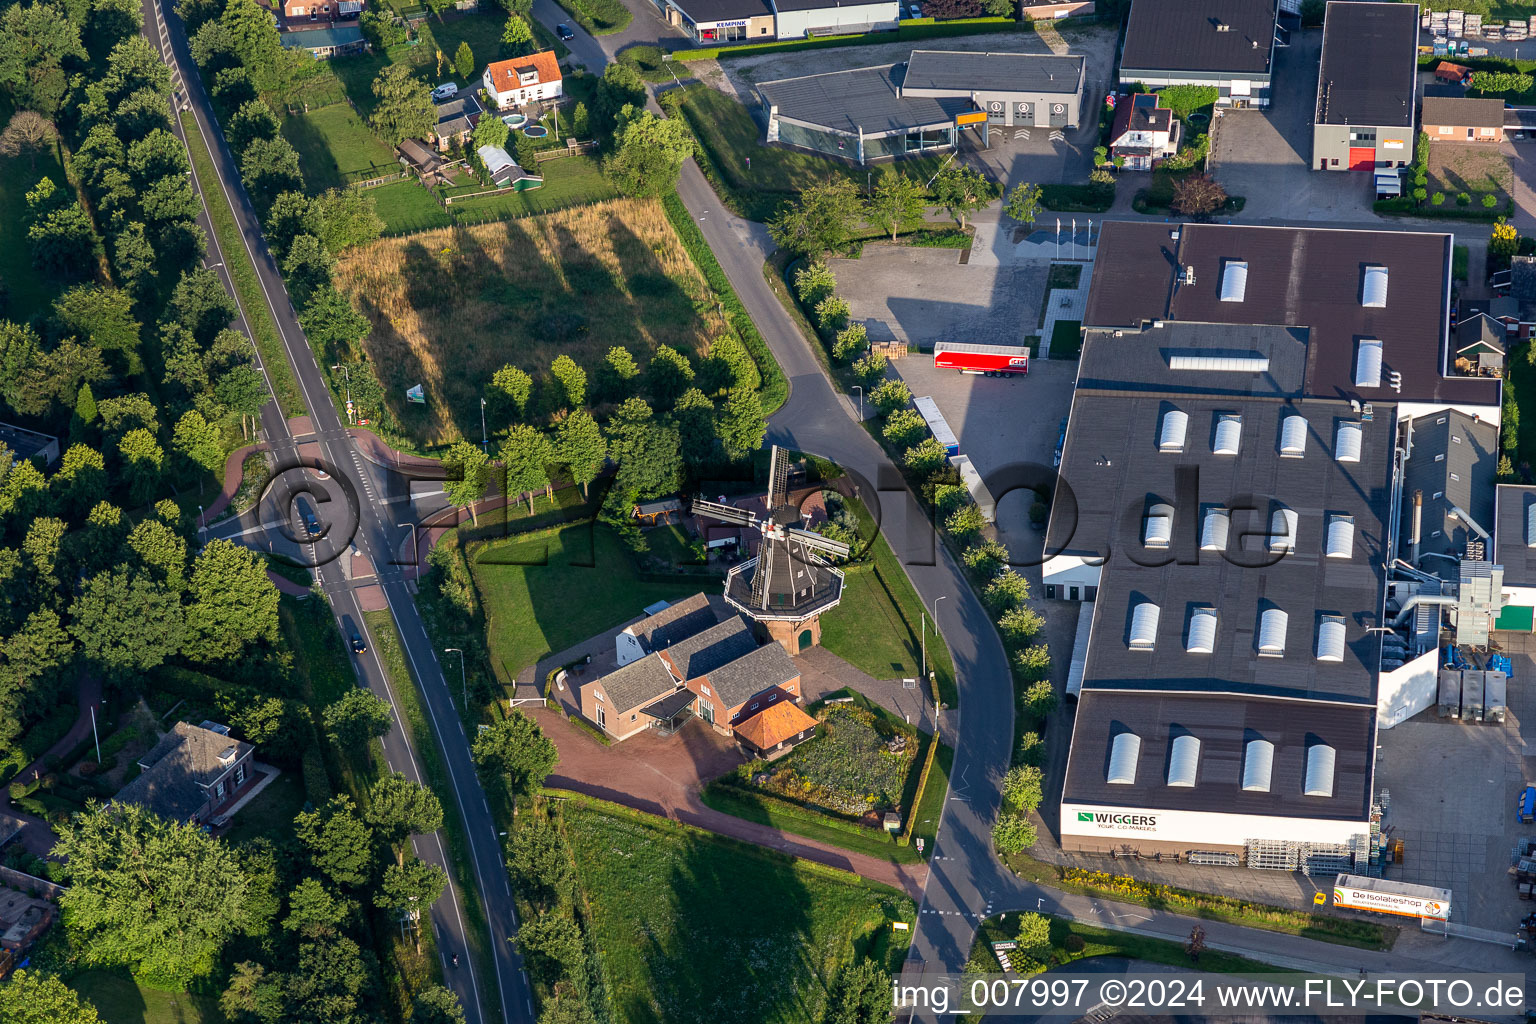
1495, 484, 1536, 587
1082, 221, 1501, 409
1054, 391, 1393, 705
759, 63, 969, 136
1120, 0, 1278, 76
1062, 690, 1375, 821
639, 687, 697, 721
902, 50, 1084, 95
1316, 1, 1418, 128
670, 0, 772, 24
773, 0, 892, 10
1400, 409, 1498, 570
1075, 322, 1310, 398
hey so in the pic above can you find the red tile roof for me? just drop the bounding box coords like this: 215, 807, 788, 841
734, 701, 816, 750
486, 50, 562, 93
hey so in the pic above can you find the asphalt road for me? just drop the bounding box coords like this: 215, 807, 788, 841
147, 2, 531, 1021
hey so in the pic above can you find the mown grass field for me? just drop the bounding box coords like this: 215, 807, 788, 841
446, 155, 618, 222
281, 102, 399, 192
372, 178, 453, 234
469, 523, 703, 680
564, 797, 913, 1024
70, 971, 224, 1024
333, 197, 726, 444
0, 137, 69, 323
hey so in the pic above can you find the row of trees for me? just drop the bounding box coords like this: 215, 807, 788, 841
768, 165, 1000, 257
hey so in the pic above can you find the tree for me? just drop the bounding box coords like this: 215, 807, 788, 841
501, 13, 533, 53
172, 409, 224, 478
53, 285, 142, 374
903, 439, 947, 474
284, 877, 352, 939
571, 101, 589, 138
701, 335, 758, 393
323, 687, 394, 748
591, 61, 645, 135
472, 710, 557, 794
365, 771, 444, 866
868, 171, 926, 241
555, 410, 606, 497
376, 858, 447, 950
984, 568, 1029, 613
853, 349, 888, 384
492, 363, 533, 421
27, 179, 98, 279
298, 285, 369, 361
1492, 219, 1520, 258
793, 260, 836, 306
823, 959, 891, 1024
870, 378, 911, 415
414, 986, 468, 1024
112, 221, 157, 299
1022, 675, 1056, 715
814, 295, 850, 337
515, 913, 585, 980
0, 111, 57, 170
1002, 765, 1043, 811
717, 386, 766, 459
831, 322, 867, 363
549, 353, 587, 410
998, 605, 1044, 647
1170, 173, 1228, 218
473, 112, 510, 151
0, 969, 102, 1024
311, 187, 382, 254
70, 567, 183, 673
768, 178, 864, 256
882, 409, 925, 449
167, 266, 238, 344
1005, 181, 1043, 227
645, 344, 693, 409
992, 812, 1037, 855
370, 64, 434, 146
509, 818, 576, 910
0, 3, 86, 116
946, 502, 985, 538
500, 424, 555, 514
443, 440, 488, 524
281, 233, 333, 300
605, 111, 694, 198
454, 40, 475, 80
240, 136, 304, 211
88, 0, 145, 58
931, 164, 996, 229
55, 803, 255, 986
294, 795, 373, 887
216, 365, 268, 439
674, 387, 717, 467
184, 539, 280, 661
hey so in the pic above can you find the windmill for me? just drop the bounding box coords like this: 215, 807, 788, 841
690, 446, 849, 654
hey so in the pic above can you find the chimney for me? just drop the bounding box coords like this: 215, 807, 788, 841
1411, 490, 1423, 565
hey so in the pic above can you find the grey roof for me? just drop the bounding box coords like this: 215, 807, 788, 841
772, 0, 891, 11
670, 0, 772, 24
758, 63, 969, 137
434, 93, 481, 136
1054, 391, 1394, 705
0, 424, 58, 465
1455, 313, 1507, 355
726, 538, 843, 619
626, 592, 731, 652
1062, 690, 1375, 821
638, 687, 698, 721
1495, 484, 1536, 587
115, 722, 252, 822
705, 643, 800, 710
1120, 0, 1278, 76
1513, 256, 1536, 321
593, 654, 679, 713
659, 616, 757, 681
1316, 1, 1418, 128
1076, 322, 1310, 398
1401, 409, 1498, 570
1082, 221, 1500, 409
902, 50, 1083, 95
1422, 95, 1506, 130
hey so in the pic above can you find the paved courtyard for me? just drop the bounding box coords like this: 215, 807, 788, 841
1208, 27, 1375, 221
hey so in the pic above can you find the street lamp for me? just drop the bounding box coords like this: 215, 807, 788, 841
852, 385, 863, 420
480, 397, 488, 450
921, 594, 947, 691
198, 505, 205, 535
445, 647, 466, 707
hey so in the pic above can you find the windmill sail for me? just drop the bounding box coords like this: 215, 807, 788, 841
750, 541, 774, 609
786, 526, 850, 560
767, 446, 790, 511
689, 498, 756, 527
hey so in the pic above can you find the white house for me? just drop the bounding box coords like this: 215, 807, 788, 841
482, 50, 563, 109
1108, 93, 1179, 170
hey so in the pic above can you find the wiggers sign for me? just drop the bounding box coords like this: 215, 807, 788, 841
1060, 804, 1366, 847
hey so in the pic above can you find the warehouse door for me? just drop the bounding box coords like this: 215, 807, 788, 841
1347, 147, 1375, 170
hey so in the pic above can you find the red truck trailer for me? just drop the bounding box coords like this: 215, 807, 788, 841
933, 342, 1030, 376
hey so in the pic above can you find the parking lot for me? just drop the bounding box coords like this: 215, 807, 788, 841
1374, 645, 1536, 936
1208, 27, 1376, 221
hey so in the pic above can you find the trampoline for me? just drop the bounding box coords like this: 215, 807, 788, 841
522, 124, 548, 138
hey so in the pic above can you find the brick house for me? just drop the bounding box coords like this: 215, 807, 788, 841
734, 700, 817, 758
482, 51, 563, 110
1108, 94, 1180, 171
1422, 96, 1505, 144
113, 721, 259, 826
614, 593, 732, 668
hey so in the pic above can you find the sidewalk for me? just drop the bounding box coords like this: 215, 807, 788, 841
3, 670, 101, 857
205, 442, 266, 522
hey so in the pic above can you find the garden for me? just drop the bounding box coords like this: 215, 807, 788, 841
562, 795, 913, 1024
736, 703, 919, 817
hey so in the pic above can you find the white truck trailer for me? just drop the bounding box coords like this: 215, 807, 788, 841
1331, 874, 1451, 920
949, 455, 996, 523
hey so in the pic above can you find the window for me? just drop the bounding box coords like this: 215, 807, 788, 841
593, 690, 604, 702
1452, 434, 1463, 444
235, 762, 246, 787
701, 685, 711, 696
630, 713, 637, 722
597, 705, 606, 728
215, 780, 226, 800
1435, 454, 1445, 462
750, 702, 759, 711
1438, 125, 1452, 134
1437, 415, 1448, 424
1451, 472, 1460, 482
1482, 127, 1496, 136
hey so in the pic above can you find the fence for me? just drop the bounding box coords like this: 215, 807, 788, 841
0, 865, 65, 899
347, 165, 409, 189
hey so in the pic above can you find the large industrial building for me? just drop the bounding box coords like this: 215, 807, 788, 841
1313, 1, 1420, 170
1050, 222, 1501, 866
757, 50, 1085, 163
1118, 0, 1282, 108
653, 0, 897, 43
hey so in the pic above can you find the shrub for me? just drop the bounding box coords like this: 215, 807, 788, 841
794, 260, 836, 306
851, 351, 887, 385
946, 503, 986, 538
932, 483, 969, 520
883, 408, 927, 449
984, 569, 1030, 613
1413, 187, 1427, 202
1064, 934, 1086, 953
1023, 676, 1056, 716
904, 437, 949, 474
992, 813, 1037, 855
1431, 192, 1446, 206
963, 540, 1009, 579
1457, 192, 1471, 206
998, 606, 1045, 647
1002, 765, 1043, 811
870, 378, 912, 415
1017, 647, 1052, 684
814, 295, 851, 337
832, 322, 867, 362
1157, 84, 1218, 115
1015, 730, 1044, 767
1483, 193, 1499, 209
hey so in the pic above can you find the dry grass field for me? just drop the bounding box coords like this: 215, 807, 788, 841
333, 198, 727, 445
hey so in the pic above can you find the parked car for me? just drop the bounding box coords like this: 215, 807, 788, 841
556, 22, 574, 39
431, 82, 459, 101
350, 630, 367, 655
909, 3, 922, 16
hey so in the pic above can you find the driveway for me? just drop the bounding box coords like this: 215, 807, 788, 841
1208, 27, 1376, 220
1503, 137, 1536, 233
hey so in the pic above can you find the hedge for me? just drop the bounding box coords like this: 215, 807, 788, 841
896, 724, 942, 847
708, 778, 886, 837
661, 191, 789, 415
672, 16, 1015, 62
1040, 182, 1114, 212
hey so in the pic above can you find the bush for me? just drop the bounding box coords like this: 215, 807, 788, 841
794, 261, 836, 306
1157, 84, 1218, 115
998, 606, 1045, 647
1022, 676, 1056, 716
945, 503, 986, 539
815, 295, 851, 337
832, 322, 867, 362
1017, 647, 1052, 684
883, 408, 927, 449
1483, 193, 1499, 209
1015, 731, 1044, 767
1432, 191, 1446, 206
1064, 934, 1087, 953
1457, 192, 1471, 206
851, 352, 887, 386
870, 378, 912, 415
904, 437, 949, 474
984, 569, 1030, 613
1002, 765, 1043, 811
963, 540, 1009, 580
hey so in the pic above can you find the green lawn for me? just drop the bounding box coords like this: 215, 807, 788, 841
70, 971, 224, 1024
1512, 343, 1536, 473
670, 86, 946, 221
700, 782, 925, 863
550, 0, 632, 34
909, 741, 951, 855
220, 765, 306, 847
469, 524, 703, 680
0, 139, 68, 323
819, 537, 957, 706
282, 103, 400, 192
445, 154, 618, 221
967, 914, 1287, 981
564, 796, 913, 1024
1049, 319, 1083, 360
371, 178, 453, 235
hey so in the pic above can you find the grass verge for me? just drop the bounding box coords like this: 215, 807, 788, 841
550, 0, 631, 34
181, 111, 306, 416
1000, 853, 1396, 950
69, 970, 223, 1024
969, 913, 1290, 978
362, 608, 499, 1023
